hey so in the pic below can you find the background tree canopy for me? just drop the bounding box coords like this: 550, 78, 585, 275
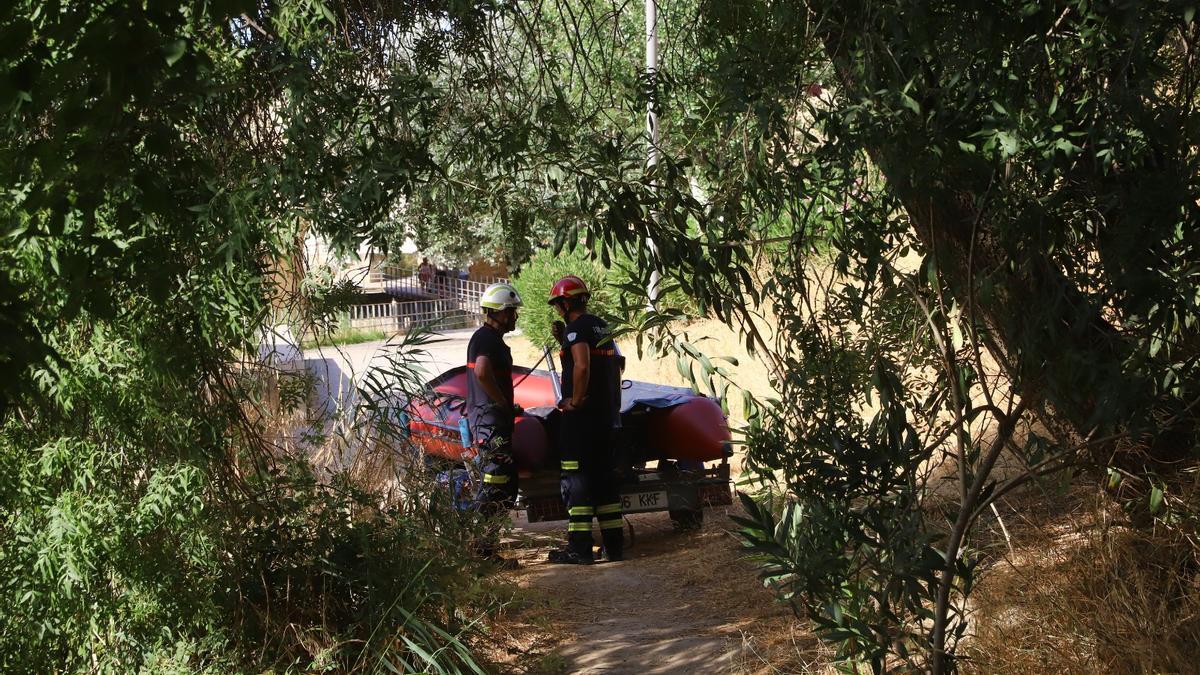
2, 0, 1198, 672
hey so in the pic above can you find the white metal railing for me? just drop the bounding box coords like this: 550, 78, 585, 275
384, 268, 508, 305
351, 264, 508, 334
347, 299, 458, 321
384, 275, 427, 297
346, 298, 481, 332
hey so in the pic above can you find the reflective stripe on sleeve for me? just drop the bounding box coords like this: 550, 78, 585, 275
599, 518, 623, 530
568, 522, 592, 532
483, 473, 509, 484
568, 506, 595, 516
560, 460, 580, 471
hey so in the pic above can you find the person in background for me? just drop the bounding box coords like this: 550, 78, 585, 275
546, 275, 624, 565
417, 257, 434, 291
434, 265, 452, 295
464, 282, 524, 566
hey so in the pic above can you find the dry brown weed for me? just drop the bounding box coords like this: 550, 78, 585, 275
964, 486, 1200, 674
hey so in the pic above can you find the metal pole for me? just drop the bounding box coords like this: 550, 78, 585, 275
645, 0, 658, 150
645, 0, 661, 306
544, 346, 563, 403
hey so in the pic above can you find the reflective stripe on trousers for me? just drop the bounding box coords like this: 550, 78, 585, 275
597, 502, 622, 530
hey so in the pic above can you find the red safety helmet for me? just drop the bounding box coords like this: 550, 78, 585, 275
548, 275, 590, 305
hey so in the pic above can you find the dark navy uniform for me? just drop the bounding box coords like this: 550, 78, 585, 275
466, 324, 518, 512
558, 314, 624, 559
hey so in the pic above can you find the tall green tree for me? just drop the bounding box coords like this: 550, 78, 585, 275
0, 2, 501, 670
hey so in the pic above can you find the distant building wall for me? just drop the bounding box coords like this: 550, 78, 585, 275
467, 258, 508, 282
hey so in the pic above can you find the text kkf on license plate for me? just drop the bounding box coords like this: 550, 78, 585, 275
620, 490, 668, 513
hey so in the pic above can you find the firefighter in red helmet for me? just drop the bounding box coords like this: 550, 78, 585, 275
546, 275, 625, 564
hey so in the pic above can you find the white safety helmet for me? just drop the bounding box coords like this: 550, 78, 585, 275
480, 282, 523, 311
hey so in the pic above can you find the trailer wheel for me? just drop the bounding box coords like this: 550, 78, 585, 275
669, 508, 703, 530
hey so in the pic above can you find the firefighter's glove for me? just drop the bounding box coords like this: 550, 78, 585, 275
551, 320, 566, 345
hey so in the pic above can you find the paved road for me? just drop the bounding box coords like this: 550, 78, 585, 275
299, 328, 476, 414
312, 327, 477, 378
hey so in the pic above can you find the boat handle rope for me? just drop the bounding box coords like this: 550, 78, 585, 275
511, 349, 550, 390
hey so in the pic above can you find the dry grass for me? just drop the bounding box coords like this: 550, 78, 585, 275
505, 302, 1200, 673
963, 486, 1200, 674
476, 579, 575, 674
656, 506, 835, 674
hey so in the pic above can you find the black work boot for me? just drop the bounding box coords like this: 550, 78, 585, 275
600, 528, 624, 562
547, 548, 594, 565
599, 546, 624, 562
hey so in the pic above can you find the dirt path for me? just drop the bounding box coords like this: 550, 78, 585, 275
492, 508, 826, 674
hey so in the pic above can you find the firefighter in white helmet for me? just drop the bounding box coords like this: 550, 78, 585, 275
464, 282, 523, 565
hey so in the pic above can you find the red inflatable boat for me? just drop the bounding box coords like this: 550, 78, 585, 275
406, 365, 732, 470
405, 365, 734, 525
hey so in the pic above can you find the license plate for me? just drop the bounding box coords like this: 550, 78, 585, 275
620, 490, 668, 513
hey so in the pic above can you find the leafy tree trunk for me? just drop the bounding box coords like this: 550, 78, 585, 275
881, 164, 1125, 436
810, 9, 1185, 467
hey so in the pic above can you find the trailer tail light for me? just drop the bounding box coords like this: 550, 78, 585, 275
698, 482, 733, 507
526, 496, 568, 523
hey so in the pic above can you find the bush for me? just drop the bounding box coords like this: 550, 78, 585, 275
512, 246, 612, 350
513, 244, 699, 350
0, 329, 496, 673
219, 460, 490, 673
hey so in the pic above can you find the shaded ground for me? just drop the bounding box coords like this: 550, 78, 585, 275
487, 506, 830, 674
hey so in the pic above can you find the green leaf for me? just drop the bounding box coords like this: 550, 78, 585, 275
317, 2, 338, 24
1149, 485, 1164, 514
676, 354, 693, 384
995, 131, 1020, 157
163, 39, 187, 66
741, 389, 756, 420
